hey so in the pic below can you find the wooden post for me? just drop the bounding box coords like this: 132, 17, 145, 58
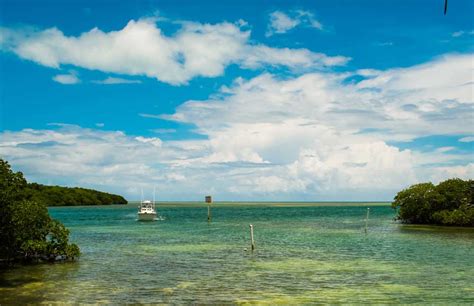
205, 196, 212, 222
365, 208, 370, 234
249, 224, 255, 251
207, 204, 211, 222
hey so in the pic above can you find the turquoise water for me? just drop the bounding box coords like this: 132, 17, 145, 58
1, 203, 473, 304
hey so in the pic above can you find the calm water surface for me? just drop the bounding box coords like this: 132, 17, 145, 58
1, 203, 473, 304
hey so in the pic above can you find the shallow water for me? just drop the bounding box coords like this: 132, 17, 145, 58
1, 203, 473, 304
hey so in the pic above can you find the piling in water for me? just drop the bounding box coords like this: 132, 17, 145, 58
205, 195, 212, 222
207, 204, 211, 222
365, 208, 370, 234
249, 224, 255, 251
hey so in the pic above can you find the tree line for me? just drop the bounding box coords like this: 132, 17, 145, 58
392, 178, 473, 226
26, 183, 127, 206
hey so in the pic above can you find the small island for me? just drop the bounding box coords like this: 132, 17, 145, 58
392, 178, 473, 227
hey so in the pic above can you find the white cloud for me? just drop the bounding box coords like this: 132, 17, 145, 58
52, 73, 80, 84
135, 136, 162, 147
92, 77, 142, 84
0, 125, 400, 200
241, 45, 349, 69
435, 146, 455, 153
2, 53, 471, 200
266, 10, 323, 37
451, 30, 474, 38
353, 54, 473, 135
0, 18, 346, 85
459, 136, 474, 143
0, 13, 470, 200
427, 163, 474, 184
267, 11, 300, 35
165, 54, 473, 141
295, 10, 323, 30
157, 53, 473, 197
139, 113, 162, 119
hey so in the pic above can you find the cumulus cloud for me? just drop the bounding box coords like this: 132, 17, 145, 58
157, 53, 473, 196
0, 18, 346, 85
0, 127, 167, 194
266, 10, 323, 37
1, 53, 472, 200
0, 125, 414, 200
165, 54, 473, 141
267, 11, 300, 35
52, 73, 80, 84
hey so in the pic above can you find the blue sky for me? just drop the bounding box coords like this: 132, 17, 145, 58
0, 0, 473, 200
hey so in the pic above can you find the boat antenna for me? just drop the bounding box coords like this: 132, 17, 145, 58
153, 186, 156, 207
141, 188, 144, 203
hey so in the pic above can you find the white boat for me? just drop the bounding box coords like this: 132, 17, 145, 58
137, 200, 157, 221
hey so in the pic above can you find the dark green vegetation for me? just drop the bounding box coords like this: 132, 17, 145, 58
392, 178, 474, 226
1, 159, 80, 264
27, 183, 127, 206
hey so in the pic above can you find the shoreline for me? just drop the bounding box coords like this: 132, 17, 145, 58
49, 201, 392, 208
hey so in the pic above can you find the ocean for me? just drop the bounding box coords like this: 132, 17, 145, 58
1, 202, 473, 304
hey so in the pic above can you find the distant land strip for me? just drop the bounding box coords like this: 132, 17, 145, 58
129, 201, 391, 207
27, 183, 127, 206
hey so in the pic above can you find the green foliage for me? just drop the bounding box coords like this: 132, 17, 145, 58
26, 182, 127, 206
0, 159, 27, 203
391, 183, 437, 224
0, 158, 80, 264
431, 206, 474, 226
392, 178, 474, 226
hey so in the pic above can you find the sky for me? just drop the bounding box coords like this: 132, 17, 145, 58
0, 0, 473, 201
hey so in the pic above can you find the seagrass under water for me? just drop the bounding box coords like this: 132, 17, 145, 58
1, 203, 473, 304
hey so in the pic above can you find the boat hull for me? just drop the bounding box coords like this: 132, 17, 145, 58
137, 212, 157, 221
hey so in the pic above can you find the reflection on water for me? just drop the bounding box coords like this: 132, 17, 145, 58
1, 203, 473, 304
